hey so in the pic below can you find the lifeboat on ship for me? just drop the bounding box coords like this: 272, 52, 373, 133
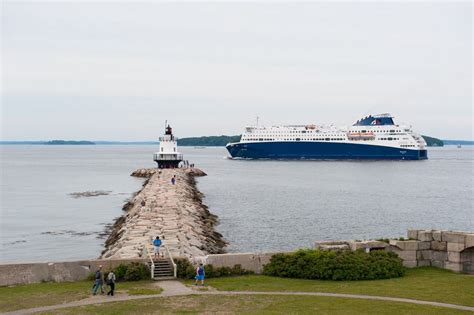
347, 132, 375, 140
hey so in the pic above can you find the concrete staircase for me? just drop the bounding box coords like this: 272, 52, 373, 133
149, 258, 175, 280
143, 243, 177, 281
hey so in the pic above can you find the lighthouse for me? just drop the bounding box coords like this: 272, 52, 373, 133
153, 123, 183, 168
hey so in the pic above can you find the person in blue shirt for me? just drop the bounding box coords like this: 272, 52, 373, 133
153, 236, 162, 258
195, 263, 205, 286
91, 265, 104, 295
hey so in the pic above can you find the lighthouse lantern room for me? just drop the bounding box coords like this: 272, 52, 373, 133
153, 123, 183, 168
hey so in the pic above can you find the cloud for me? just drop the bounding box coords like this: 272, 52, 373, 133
2, 2, 472, 140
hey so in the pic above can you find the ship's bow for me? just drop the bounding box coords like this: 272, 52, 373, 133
226, 143, 236, 158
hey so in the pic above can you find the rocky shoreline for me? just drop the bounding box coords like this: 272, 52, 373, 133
101, 168, 227, 259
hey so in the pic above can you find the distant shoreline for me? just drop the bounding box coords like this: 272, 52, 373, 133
45, 140, 95, 145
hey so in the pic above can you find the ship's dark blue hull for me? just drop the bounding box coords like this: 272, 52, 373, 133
226, 141, 428, 160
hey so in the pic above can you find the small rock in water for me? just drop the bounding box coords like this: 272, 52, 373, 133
69, 190, 112, 198
5, 240, 27, 245
41, 230, 97, 237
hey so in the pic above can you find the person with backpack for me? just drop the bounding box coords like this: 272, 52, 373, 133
195, 263, 205, 286
92, 265, 104, 295
106, 271, 116, 296
153, 236, 162, 258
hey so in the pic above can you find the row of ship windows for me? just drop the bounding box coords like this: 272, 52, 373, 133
366, 130, 402, 133
243, 137, 401, 141
244, 138, 401, 142
247, 133, 405, 137
401, 144, 416, 148
244, 138, 346, 141
247, 134, 345, 137
249, 129, 404, 134
244, 135, 345, 138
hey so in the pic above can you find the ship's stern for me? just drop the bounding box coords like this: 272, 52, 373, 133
418, 149, 428, 160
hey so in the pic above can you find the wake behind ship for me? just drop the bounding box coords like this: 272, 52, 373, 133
226, 114, 428, 160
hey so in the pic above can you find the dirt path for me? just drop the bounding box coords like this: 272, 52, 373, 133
4, 281, 474, 314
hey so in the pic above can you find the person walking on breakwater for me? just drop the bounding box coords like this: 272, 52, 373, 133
92, 265, 105, 295
195, 263, 205, 286
140, 200, 149, 212
171, 175, 176, 185
106, 271, 116, 296
153, 236, 162, 258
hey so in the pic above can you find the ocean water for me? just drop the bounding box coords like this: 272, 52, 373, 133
1, 145, 473, 263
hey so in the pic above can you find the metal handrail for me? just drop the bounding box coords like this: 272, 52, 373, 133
163, 244, 177, 278
143, 245, 155, 279
153, 153, 184, 161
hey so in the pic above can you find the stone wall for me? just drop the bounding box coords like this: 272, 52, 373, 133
0, 253, 275, 286
2, 229, 472, 286
314, 229, 474, 274
206, 253, 276, 275
0, 259, 147, 286
391, 229, 474, 273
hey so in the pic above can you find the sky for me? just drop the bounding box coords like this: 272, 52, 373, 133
1, 1, 472, 140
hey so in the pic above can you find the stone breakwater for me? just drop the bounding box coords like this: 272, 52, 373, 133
101, 168, 227, 259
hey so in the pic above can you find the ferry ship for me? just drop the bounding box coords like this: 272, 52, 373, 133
226, 114, 428, 160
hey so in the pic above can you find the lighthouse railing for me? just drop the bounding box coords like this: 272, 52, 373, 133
159, 136, 179, 141
153, 153, 184, 161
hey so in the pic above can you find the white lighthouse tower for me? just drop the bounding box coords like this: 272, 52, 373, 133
153, 122, 183, 168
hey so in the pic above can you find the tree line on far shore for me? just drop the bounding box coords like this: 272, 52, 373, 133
178, 135, 241, 147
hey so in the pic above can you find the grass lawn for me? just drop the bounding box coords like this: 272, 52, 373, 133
0, 280, 161, 312
191, 267, 474, 307
1, 267, 472, 313
39, 295, 471, 314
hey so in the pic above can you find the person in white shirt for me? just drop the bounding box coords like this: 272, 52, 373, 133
106, 271, 116, 296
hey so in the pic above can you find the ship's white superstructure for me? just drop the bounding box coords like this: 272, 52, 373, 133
241, 119, 426, 151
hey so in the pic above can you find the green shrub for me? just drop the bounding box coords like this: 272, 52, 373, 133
231, 264, 243, 275
174, 259, 254, 279
175, 258, 196, 279
263, 249, 404, 281
86, 263, 149, 283
185, 265, 196, 278
214, 266, 232, 277
397, 237, 416, 241
204, 264, 215, 278
123, 262, 150, 281
86, 272, 96, 281
114, 264, 129, 281
375, 238, 391, 244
